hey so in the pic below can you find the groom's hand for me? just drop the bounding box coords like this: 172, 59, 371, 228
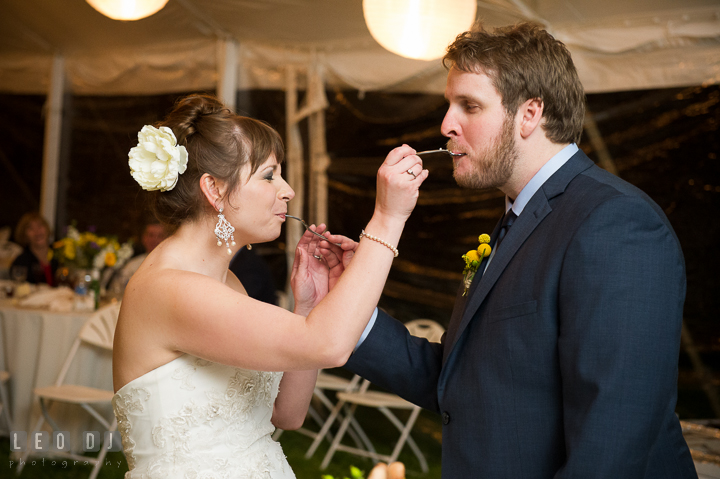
316, 232, 358, 291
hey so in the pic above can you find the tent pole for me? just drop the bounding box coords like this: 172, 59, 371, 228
308, 63, 329, 226
284, 66, 304, 310
217, 39, 238, 111
40, 55, 65, 233
308, 110, 329, 226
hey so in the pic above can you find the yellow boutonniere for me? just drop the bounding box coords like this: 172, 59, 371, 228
461, 234, 492, 296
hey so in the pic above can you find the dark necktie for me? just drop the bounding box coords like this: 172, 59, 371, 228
496, 209, 518, 249
469, 209, 517, 290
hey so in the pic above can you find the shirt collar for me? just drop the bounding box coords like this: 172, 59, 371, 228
505, 143, 579, 215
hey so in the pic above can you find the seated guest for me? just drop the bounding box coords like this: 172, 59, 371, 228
11, 212, 57, 285
109, 219, 167, 293
0, 226, 22, 279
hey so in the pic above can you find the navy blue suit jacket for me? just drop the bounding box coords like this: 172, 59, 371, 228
346, 151, 697, 478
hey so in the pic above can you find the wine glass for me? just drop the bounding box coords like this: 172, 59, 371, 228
11, 265, 28, 284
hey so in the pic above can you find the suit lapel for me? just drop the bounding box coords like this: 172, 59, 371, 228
442, 151, 595, 361
445, 197, 552, 355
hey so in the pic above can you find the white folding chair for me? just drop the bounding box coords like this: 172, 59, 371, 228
0, 370, 12, 434
272, 371, 376, 458
320, 319, 445, 472
303, 371, 376, 459
17, 302, 121, 479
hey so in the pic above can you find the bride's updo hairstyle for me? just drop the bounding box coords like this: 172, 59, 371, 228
149, 94, 284, 228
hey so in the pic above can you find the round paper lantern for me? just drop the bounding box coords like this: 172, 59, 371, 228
86, 0, 169, 21
363, 0, 477, 61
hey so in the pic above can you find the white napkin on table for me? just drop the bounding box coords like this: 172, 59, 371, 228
18, 286, 75, 311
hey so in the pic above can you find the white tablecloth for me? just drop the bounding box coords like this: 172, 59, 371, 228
0, 299, 114, 448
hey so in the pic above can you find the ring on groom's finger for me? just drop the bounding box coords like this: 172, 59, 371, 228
406, 168, 417, 178
313, 254, 323, 260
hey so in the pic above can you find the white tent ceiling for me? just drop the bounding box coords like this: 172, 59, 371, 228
0, 0, 720, 94
1, 0, 719, 95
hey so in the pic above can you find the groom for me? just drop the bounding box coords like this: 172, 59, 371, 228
344, 22, 696, 478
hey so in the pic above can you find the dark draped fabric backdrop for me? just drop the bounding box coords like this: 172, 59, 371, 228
0, 85, 718, 415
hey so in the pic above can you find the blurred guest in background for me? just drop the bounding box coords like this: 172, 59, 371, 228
109, 219, 167, 294
229, 246, 277, 305
0, 226, 22, 279
10, 212, 57, 285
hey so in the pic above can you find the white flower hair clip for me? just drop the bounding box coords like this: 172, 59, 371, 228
128, 125, 188, 192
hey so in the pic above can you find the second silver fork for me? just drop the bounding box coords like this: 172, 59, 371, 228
285, 215, 343, 247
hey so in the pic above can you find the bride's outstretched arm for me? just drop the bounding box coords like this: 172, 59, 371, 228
295, 145, 427, 363
154, 145, 427, 372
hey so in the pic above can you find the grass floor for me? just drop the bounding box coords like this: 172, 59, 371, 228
0, 406, 443, 479
2, 377, 714, 479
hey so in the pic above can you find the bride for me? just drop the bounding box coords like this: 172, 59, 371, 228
112, 93, 428, 478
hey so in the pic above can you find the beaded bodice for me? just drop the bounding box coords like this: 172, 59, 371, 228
112, 354, 294, 479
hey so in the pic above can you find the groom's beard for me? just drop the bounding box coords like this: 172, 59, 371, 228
451, 113, 518, 190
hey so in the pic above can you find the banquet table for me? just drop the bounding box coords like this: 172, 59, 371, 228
0, 298, 114, 449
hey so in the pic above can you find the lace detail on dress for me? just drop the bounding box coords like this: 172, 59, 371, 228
113, 355, 292, 479
230, 369, 277, 409
111, 387, 151, 469
171, 357, 213, 391
150, 368, 284, 478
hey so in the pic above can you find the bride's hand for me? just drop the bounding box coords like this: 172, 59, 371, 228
374, 144, 429, 223
290, 225, 331, 314
316, 232, 358, 291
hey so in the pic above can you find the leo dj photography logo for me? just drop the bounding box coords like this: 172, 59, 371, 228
8, 430, 124, 470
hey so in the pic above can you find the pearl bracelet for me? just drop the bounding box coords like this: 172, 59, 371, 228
359, 229, 399, 258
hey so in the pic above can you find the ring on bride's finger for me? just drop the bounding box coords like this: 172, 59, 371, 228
313, 254, 323, 260
406, 168, 417, 178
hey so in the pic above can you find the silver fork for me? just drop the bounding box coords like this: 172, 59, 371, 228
416, 148, 466, 158
285, 215, 343, 247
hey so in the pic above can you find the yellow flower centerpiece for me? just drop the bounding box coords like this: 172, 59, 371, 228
52, 225, 134, 271
461, 233, 492, 296
51, 225, 135, 307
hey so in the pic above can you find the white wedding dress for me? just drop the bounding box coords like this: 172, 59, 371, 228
112, 354, 296, 479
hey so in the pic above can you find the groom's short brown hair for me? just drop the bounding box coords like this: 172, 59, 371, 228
444, 22, 585, 145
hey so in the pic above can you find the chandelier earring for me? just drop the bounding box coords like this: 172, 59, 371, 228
214, 208, 236, 255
